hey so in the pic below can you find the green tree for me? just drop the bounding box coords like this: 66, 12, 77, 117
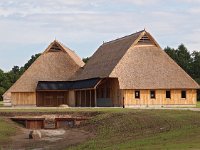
12, 66, 20, 74
165, 44, 200, 100
191, 51, 200, 100
164, 46, 177, 61
0, 69, 8, 100
191, 51, 200, 79
0, 53, 41, 101
164, 44, 192, 74
82, 57, 90, 63
23, 53, 41, 70
176, 44, 192, 74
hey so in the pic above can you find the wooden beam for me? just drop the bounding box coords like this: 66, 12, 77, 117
85, 90, 87, 107
90, 90, 92, 107
95, 89, 97, 107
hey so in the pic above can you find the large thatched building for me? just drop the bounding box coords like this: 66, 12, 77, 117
3, 30, 200, 107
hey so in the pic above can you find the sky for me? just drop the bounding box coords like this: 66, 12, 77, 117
0, 0, 200, 71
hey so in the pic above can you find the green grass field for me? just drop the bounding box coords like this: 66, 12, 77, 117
1, 108, 200, 149
0, 101, 3, 107
69, 109, 200, 150
196, 101, 200, 108
0, 118, 17, 143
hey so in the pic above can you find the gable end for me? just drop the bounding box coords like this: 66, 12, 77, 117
49, 43, 62, 52
137, 33, 156, 46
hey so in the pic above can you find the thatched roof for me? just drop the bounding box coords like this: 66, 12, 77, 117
74, 30, 199, 89
72, 30, 144, 80
4, 40, 84, 96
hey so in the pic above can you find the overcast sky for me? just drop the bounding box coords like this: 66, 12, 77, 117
0, 0, 200, 71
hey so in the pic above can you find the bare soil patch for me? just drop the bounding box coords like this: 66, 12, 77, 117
0, 111, 97, 150
1, 124, 93, 150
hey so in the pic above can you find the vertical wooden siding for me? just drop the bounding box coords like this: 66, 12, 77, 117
68, 90, 75, 107
36, 91, 68, 107
26, 120, 44, 129
123, 90, 197, 106
96, 78, 121, 106
11, 92, 36, 105
110, 79, 121, 106
75, 90, 95, 107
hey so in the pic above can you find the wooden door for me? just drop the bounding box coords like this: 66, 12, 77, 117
36, 91, 68, 107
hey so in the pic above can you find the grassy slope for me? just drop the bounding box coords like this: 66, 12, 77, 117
196, 101, 200, 108
1, 108, 200, 149
70, 109, 200, 150
0, 101, 3, 107
0, 119, 17, 143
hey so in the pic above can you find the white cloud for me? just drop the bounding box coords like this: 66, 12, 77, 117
0, 0, 200, 71
114, 0, 160, 5
178, 0, 200, 3
187, 7, 200, 14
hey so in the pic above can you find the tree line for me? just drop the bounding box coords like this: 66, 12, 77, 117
164, 44, 200, 100
0, 44, 199, 101
0, 54, 41, 100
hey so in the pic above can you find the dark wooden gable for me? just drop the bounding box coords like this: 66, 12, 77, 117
137, 33, 156, 45
49, 43, 62, 52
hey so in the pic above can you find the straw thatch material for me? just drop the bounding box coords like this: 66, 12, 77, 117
72, 30, 144, 80
4, 40, 84, 95
74, 30, 199, 89
110, 45, 199, 89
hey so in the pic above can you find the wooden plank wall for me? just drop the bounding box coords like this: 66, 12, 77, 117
36, 91, 68, 107
123, 89, 197, 106
110, 79, 121, 106
11, 92, 36, 106
96, 78, 121, 107
75, 90, 95, 107
26, 120, 44, 129
68, 90, 75, 107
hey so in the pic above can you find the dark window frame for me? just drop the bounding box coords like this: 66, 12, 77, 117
135, 90, 140, 99
181, 90, 186, 99
166, 90, 171, 99
150, 90, 156, 99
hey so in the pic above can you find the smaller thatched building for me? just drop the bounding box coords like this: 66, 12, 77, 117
3, 40, 84, 106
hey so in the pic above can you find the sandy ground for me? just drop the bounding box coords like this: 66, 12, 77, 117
1, 127, 93, 150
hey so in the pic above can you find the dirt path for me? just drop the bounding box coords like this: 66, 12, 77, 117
1, 127, 93, 150
0, 111, 97, 150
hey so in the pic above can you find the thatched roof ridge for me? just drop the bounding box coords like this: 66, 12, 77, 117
3, 40, 84, 95
72, 30, 144, 80
73, 30, 199, 89
44, 40, 84, 67
56, 41, 84, 67
103, 30, 144, 45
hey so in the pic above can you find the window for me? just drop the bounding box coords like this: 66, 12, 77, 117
135, 90, 140, 99
166, 90, 171, 99
150, 90, 156, 99
181, 90, 186, 99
